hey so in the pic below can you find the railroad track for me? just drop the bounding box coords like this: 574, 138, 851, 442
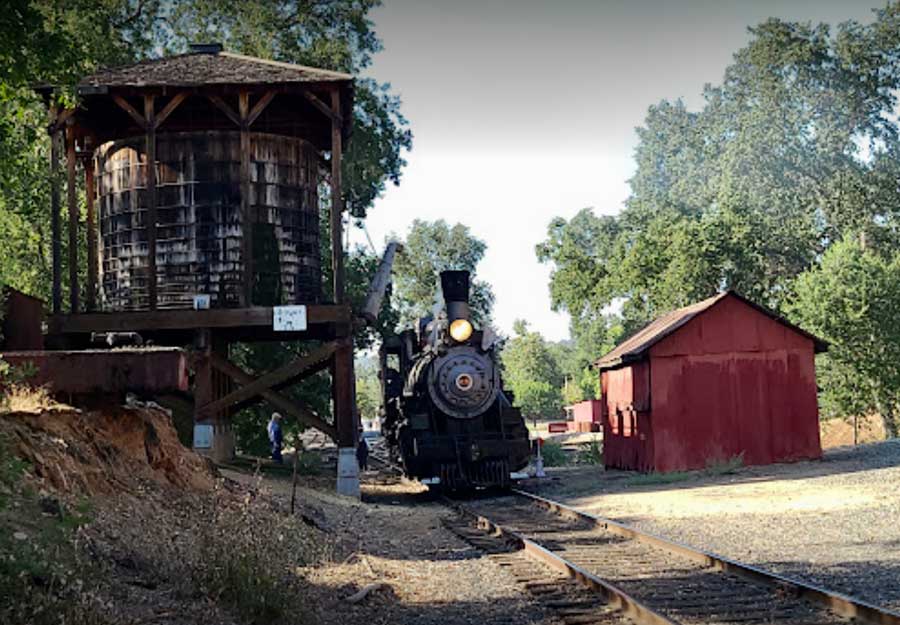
444, 489, 900, 625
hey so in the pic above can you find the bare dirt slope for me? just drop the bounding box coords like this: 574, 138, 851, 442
525, 440, 900, 610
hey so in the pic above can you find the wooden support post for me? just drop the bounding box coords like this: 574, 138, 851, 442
333, 337, 357, 448
330, 89, 345, 305
144, 95, 158, 310
85, 153, 98, 311
193, 331, 235, 462
49, 105, 62, 315
239, 91, 253, 307
65, 122, 79, 313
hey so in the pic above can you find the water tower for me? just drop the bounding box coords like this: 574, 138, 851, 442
40, 44, 362, 495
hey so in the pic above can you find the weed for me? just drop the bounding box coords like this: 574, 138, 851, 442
576, 439, 603, 465
704, 452, 745, 476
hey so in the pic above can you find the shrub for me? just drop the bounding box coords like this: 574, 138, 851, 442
539, 440, 568, 467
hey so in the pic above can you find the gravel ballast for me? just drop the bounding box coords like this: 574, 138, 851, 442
526, 440, 900, 611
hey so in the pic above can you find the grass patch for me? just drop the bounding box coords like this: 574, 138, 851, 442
625, 471, 693, 486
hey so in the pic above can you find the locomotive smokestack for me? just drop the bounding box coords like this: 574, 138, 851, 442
440, 270, 471, 322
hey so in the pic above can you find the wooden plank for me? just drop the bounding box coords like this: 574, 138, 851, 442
330, 88, 345, 304
199, 340, 340, 417
302, 89, 341, 125
85, 155, 97, 311
65, 122, 79, 313
239, 90, 253, 307
210, 354, 337, 441
111, 94, 147, 128
48, 305, 352, 334
154, 91, 189, 129
361, 241, 400, 324
246, 90, 276, 127
49, 105, 62, 315
144, 95, 157, 310
207, 94, 241, 127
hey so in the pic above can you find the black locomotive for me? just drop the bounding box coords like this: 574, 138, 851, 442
379, 270, 531, 490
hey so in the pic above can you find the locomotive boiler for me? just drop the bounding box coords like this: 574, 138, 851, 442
379, 270, 531, 490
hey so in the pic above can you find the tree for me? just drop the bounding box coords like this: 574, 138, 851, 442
788, 240, 900, 437
501, 320, 564, 419
391, 219, 494, 326
538, 9, 900, 424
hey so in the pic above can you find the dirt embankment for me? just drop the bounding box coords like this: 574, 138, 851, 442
0, 403, 216, 495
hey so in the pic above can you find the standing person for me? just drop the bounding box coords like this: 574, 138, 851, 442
267, 413, 284, 464
356, 431, 369, 472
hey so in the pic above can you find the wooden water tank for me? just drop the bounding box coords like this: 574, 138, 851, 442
96, 131, 321, 311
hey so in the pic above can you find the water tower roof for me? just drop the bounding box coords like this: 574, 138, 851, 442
78, 49, 352, 90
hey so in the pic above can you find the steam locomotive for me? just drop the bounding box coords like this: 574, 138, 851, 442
379, 270, 531, 490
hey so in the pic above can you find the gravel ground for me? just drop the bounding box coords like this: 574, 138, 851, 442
227, 470, 558, 625
524, 440, 900, 611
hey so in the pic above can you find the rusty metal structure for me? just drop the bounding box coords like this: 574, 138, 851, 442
596, 291, 826, 473
36, 44, 367, 495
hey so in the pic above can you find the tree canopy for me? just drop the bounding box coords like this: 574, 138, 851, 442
390, 219, 495, 327
501, 320, 564, 420
537, 8, 900, 432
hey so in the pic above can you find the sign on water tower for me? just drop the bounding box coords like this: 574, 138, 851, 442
273, 305, 308, 332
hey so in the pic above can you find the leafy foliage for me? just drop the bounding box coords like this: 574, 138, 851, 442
391, 219, 495, 326
788, 240, 900, 436
502, 320, 564, 419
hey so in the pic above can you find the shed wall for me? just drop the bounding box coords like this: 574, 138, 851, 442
648, 296, 821, 472
601, 362, 654, 471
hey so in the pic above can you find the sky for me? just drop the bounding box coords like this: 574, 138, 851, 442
350, 0, 881, 342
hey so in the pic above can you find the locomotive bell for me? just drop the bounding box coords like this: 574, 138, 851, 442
441, 270, 473, 342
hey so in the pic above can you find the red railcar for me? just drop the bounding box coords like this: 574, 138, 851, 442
596, 292, 826, 473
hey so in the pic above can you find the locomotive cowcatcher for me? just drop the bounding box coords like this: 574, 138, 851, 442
379, 270, 531, 490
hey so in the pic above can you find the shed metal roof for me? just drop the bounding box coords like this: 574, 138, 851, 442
595, 291, 827, 371
78, 50, 353, 90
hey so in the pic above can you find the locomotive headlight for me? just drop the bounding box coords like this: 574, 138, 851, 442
449, 318, 473, 342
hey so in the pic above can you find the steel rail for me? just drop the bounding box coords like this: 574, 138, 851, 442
447, 497, 678, 625
513, 488, 900, 625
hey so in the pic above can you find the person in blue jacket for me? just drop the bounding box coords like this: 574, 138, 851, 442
267, 412, 284, 464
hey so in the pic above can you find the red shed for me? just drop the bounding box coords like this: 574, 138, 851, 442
596, 292, 826, 472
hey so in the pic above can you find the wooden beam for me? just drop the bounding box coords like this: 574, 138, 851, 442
330, 89, 345, 305
361, 241, 400, 324
49, 105, 62, 315
332, 339, 357, 447
112, 94, 146, 128
85, 155, 98, 311
48, 107, 78, 135
207, 94, 241, 127
144, 95, 158, 310
239, 90, 253, 307
210, 354, 338, 441
246, 90, 276, 127
153, 91, 189, 129
302, 89, 341, 125
199, 340, 340, 418
65, 122, 79, 313
47, 304, 352, 334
